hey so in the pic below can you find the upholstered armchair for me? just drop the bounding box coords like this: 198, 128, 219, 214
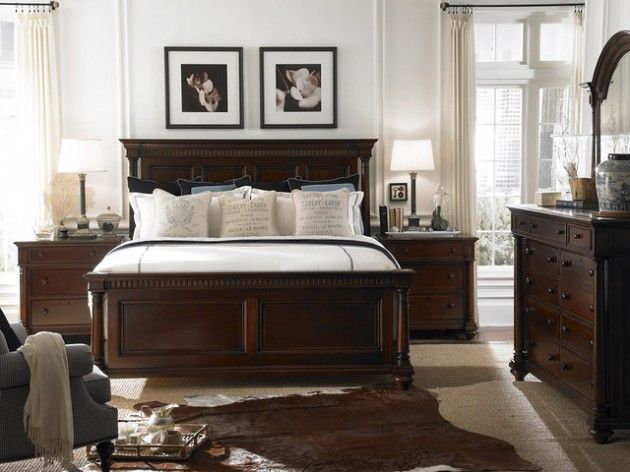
0, 322, 118, 471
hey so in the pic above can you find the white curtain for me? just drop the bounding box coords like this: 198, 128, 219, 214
441, 11, 476, 235
15, 11, 60, 233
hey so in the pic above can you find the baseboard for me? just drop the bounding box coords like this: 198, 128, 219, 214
478, 297, 514, 327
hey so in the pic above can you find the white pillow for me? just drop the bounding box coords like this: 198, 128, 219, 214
292, 189, 354, 237
151, 189, 213, 238
219, 191, 279, 237
251, 188, 363, 236
130, 187, 250, 239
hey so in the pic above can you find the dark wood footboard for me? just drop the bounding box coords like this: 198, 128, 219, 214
86, 271, 414, 388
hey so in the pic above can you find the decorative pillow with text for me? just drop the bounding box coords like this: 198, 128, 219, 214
219, 191, 279, 237
292, 189, 353, 237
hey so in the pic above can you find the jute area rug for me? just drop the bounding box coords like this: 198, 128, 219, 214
5, 343, 630, 472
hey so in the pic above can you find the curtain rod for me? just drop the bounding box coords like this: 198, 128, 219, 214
440, 2, 584, 11
0, 1, 59, 10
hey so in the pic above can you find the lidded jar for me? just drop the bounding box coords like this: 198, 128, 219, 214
595, 154, 630, 216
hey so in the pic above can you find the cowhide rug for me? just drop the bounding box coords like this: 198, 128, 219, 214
82, 385, 539, 472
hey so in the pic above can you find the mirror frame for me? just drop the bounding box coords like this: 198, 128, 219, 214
586, 30, 630, 176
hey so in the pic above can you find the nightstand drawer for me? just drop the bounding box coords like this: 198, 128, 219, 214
29, 268, 87, 296
26, 245, 111, 265
409, 264, 464, 291
393, 241, 465, 259
409, 294, 464, 322
30, 299, 90, 327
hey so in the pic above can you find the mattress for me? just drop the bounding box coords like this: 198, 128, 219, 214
93, 236, 400, 274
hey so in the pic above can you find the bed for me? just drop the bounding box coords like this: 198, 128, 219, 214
85, 139, 415, 388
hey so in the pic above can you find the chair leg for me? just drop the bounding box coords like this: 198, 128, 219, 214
96, 441, 114, 472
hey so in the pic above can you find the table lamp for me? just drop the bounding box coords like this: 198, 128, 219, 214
57, 139, 106, 238
390, 139, 435, 230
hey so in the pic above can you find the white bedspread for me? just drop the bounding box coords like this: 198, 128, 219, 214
93, 236, 399, 274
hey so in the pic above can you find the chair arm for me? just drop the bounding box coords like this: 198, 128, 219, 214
0, 344, 94, 389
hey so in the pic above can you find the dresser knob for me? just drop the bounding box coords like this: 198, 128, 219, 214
525, 276, 532, 285
589, 305, 594, 312
525, 248, 533, 255
525, 307, 535, 314
447, 303, 456, 310
547, 354, 556, 361
449, 248, 457, 254
530, 223, 538, 230
561, 293, 569, 300
547, 287, 555, 294
561, 260, 571, 267
562, 325, 569, 333
588, 269, 594, 277
561, 362, 571, 370
556, 229, 565, 235
573, 233, 583, 240
37, 251, 44, 258
546, 256, 556, 263
546, 319, 554, 327
589, 340, 594, 348
41, 308, 48, 317
447, 273, 455, 280
41, 278, 48, 286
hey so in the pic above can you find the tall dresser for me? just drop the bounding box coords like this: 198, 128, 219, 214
509, 204, 630, 443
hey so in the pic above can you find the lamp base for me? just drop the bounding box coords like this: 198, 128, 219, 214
407, 213, 421, 231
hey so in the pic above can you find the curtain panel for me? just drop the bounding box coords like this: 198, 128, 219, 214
15, 11, 60, 232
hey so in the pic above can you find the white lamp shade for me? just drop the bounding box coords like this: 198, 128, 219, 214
57, 139, 106, 174
390, 139, 435, 172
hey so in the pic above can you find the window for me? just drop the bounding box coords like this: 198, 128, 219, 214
0, 18, 16, 276
475, 12, 573, 269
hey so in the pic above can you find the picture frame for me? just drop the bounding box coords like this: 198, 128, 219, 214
259, 47, 337, 129
389, 183, 408, 202
164, 47, 244, 129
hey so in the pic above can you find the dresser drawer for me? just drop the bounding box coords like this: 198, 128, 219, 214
26, 245, 111, 265
529, 215, 567, 244
393, 241, 465, 259
409, 294, 464, 325
524, 297, 558, 340
30, 299, 90, 328
559, 283, 595, 322
567, 225, 593, 252
524, 272, 559, 306
560, 315, 594, 359
28, 268, 87, 296
559, 347, 594, 400
559, 251, 596, 290
527, 326, 560, 377
409, 264, 464, 291
523, 240, 558, 276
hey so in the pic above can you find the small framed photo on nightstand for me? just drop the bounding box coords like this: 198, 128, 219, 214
389, 183, 408, 202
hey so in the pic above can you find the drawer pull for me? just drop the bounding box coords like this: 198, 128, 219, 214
589, 305, 594, 312
447, 273, 455, 280
449, 248, 457, 254
41, 308, 48, 317
37, 251, 44, 258
525, 307, 535, 314
525, 276, 532, 285
556, 229, 565, 235
546, 256, 556, 263
573, 233, 583, 240
547, 287, 556, 294
561, 293, 569, 300
561, 362, 571, 370
447, 302, 456, 310
561, 260, 572, 268
530, 223, 538, 230
40, 278, 48, 286
525, 248, 534, 255
589, 340, 594, 348
547, 354, 556, 361
546, 319, 554, 327
562, 325, 569, 333
588, 269, 594, 277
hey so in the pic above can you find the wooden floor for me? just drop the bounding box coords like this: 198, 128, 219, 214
411, 326, 513, 343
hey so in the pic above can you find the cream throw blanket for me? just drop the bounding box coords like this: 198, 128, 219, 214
18, 332, 74, 465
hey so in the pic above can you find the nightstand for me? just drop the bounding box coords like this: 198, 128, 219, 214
378, 234, 478, 339
14, 238, 122, 341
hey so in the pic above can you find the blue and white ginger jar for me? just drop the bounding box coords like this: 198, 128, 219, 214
596, 154, 630, 216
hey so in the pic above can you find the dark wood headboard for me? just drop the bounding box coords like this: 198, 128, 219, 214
120, 138, 377, 237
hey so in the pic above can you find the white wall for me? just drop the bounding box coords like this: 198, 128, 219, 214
54, 0, 442, 223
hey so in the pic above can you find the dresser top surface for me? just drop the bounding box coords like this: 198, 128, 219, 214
508, 204, 594, 223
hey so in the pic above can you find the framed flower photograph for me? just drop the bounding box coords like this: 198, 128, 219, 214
259, 47, 337, 129
164, 47, 244, 129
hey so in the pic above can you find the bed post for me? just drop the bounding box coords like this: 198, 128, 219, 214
359, 149, 372, 236
89, 289, 106, 369
393, 287, 414, 390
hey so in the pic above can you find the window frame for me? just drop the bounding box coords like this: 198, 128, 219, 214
474, 10, 572, 277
